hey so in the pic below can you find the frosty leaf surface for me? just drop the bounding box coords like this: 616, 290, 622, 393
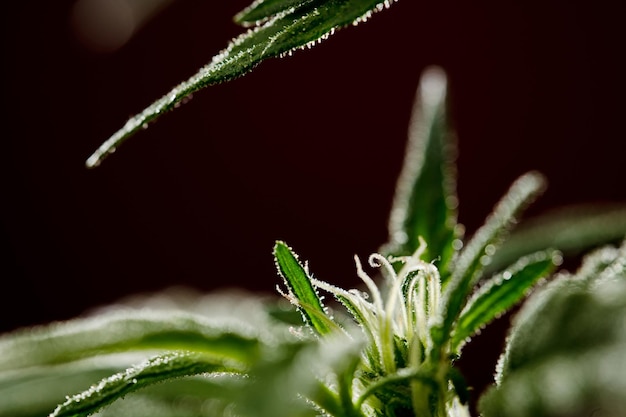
49, 352, 225, 417
381, 66, 459, 276
274, 241, 335, 335
451, 250, 558, 352
496, 240, 626, 380
86, 0, 398, 167
235, 0, 317, 25
480, 243, 626, 417
434, 171, 546, 344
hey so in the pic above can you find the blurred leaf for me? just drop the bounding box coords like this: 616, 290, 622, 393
237, 333, 364, 417
434, 171, 546, 344
486, 203, 626, 275
381, 66, 459, 277
496, 241, 626, 380
49, 351, 226, 417
0, 356, 247, 417
451, 250, 558, 353
479, 242, 626, 417
0, 310, 263, 372
480, 341, 626, 417
86, 0, 399, 167
93, 373, 245, 417
0, 355, 137, 417
274, 241, 336, 335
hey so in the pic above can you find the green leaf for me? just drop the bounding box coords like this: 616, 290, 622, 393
274, 241, 335, 335
480, 341, 626, 417
101, 373, 245, 417
235, 0, 316, 25
434, 171, 546, 345
486, 203, 626, 275
451, 250, 559, 352
86, 0, 399, 168
0, 310, 262, 372
495, 240, 626, 381
0, 356, 135, 417
0, 355, 246, 417
238, 334, 363, 417
479, 250, 626, 417
380, 66, 459, 276
49, 351, 225, 417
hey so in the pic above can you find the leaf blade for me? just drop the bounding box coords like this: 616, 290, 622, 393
451, 250, 559, 352
433, 171, 546, 345
0, 310, 262, 372
86, 0, 399, 168
49, 351, 225, 417
235, 0, 317, 25
274, 241, 334, 335
381, 66, 459, 275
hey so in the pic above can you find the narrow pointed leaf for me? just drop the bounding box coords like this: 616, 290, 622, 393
49, 351, 224, 417
434, 172, 546, 344
451, 250, 559, 352
0, 310, 262, 372
274, 241, 334, 335
381, 66, 459, 275
486, 203, 626, 275
86, 0, 399, 168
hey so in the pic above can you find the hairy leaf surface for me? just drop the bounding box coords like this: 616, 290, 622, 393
86, 0, 398, 167
49, 352, 225, 417
274, 241, 334, 335
381, 66, 459, 276
451, 250, 558, 352
496, 241, 626, 380
235, 0, 317, 24
480, 243, 626, 417
433, 172, 546, 345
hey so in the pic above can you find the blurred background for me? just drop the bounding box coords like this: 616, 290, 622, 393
2, 0, 625, 411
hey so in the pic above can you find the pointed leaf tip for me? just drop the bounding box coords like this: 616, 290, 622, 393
382, 65, 458, 274
87, 0, 401, 167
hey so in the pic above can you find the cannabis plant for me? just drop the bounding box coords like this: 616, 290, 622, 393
2, 1, 625, 417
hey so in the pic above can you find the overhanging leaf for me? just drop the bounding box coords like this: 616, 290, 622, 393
86, 0, 399, 168
380, 66, 459, 277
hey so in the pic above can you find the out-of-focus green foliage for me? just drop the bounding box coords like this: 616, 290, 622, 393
479, 242, 626, 417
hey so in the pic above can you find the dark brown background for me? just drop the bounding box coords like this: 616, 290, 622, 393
2, 0, 625, 412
